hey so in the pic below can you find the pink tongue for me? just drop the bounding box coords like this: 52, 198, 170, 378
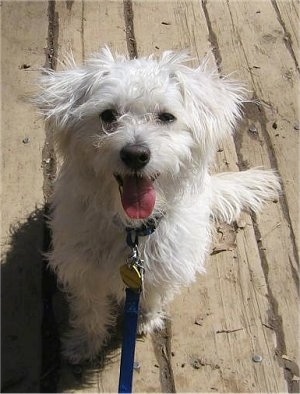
121, 176, 156, 219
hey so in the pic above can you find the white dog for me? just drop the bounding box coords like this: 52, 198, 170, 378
35, 48, 280, 363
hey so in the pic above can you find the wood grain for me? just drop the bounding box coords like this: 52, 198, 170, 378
2, 0, 299, 392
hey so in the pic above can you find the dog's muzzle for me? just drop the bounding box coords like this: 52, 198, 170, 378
115, 144, 159, 220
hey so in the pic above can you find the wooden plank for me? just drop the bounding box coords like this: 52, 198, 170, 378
204, 0, 300, 391
56, 0, 85, 65
1, 2, 46, 239
171, 234, 286, 392
275, 0, 300, 65
82, 0, 127, 56
133, 0, 210, 59
55, 0, 128, 65
1, 1, 48, 391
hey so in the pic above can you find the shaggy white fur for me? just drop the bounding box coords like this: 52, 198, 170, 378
35, 48, 280, 363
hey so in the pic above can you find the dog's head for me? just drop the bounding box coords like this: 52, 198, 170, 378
35, 47, 245, 221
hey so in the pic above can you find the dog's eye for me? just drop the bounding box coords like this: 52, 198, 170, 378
100, 109, 118, 124
158, 112, 176, 123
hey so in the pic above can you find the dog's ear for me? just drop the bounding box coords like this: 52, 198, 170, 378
169, 58, 246, 160
34, 67, 89, 128
33, 47, 117, 151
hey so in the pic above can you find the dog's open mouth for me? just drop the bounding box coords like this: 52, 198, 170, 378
114, 173, 159, 219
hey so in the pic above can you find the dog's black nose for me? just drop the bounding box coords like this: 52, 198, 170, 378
120, 144, 151, 170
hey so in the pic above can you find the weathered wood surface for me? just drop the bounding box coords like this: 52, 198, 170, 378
1, 2, 47, 392
1, 0, 299, 393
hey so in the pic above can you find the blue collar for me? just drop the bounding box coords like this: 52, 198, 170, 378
125, 214, 163, 248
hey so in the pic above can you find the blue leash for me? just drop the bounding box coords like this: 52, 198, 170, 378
118, 222, 158, 393
118, 288, 141, 393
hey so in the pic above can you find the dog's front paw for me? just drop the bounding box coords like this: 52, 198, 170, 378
62, 330, 105, 364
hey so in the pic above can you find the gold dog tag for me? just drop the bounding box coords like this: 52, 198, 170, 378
120, 264, 142, 290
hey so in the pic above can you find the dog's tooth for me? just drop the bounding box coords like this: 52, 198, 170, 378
151, 173, 159, 182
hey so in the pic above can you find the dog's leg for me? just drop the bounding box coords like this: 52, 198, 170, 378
210, 168, 281, 223
138, 288, 174, 334
62, 289, 115, 363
